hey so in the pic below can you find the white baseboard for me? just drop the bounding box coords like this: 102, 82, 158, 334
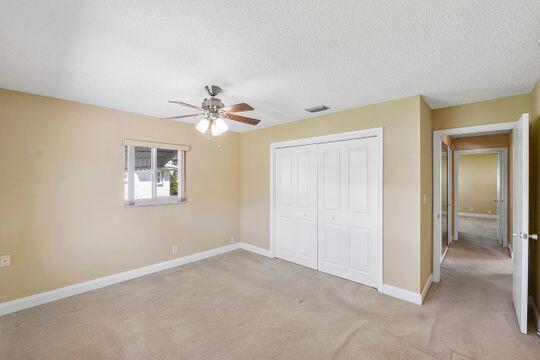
441, 246, 449, 264
379, 283, 422, 305
420, 274, 433, 304
0, 241, 432, 314
0, 242, 276, 317
0, 243, 246, 317
530, 296, 540, 335
238, 242, 273, 257
458, 212, 498, 219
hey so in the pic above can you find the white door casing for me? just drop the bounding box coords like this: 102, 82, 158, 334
275, 145, 318, 269
433, 121, 516, 283
317, 137, 381, 287
512, 113, 529, 335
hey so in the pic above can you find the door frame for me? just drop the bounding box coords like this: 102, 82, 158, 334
433, 122, 516, 283
269, 127, 383, 289
453, 148, 508, 248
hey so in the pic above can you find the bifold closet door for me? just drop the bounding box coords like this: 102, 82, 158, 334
317, 137, 380, 287
275, 145, 317, 269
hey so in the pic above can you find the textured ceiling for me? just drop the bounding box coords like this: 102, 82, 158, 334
1, 1, 539, 132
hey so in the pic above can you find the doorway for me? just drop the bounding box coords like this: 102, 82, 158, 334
432, 114, 532, 334
453, 148, 508, 251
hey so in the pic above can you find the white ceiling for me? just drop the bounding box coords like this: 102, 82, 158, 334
1, 1, 539, 132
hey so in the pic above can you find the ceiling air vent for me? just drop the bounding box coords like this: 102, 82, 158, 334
305, 105, 330, 113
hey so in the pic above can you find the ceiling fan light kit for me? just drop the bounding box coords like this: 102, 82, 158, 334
163, 85, 261, 140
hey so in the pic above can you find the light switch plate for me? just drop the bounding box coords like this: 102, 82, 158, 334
0, 255, 10, 268
172, 245, 178, 255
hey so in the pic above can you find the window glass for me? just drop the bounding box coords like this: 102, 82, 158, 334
123, 140, 186, 206
156, 149, 179, 197
134, 146, 153, 199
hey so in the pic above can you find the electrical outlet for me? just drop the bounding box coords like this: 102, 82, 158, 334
172, 245, 178, 255
230, 236, 235, 244
0, 255, 10, 268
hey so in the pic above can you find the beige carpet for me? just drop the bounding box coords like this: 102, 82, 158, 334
2, 229, 540, 359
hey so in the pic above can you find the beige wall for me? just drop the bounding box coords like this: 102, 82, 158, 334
432, 93, 532, 131
452, 134, 510, 151
0, 89, 241, 303
457, 153, 498, 215
3, 85, 538, 306
419, 98, 433, 288
241, 96, 425, 292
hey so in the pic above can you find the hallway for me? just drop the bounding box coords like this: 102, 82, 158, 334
426, 216, 538, 358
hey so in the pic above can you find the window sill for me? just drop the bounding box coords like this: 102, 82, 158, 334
124, 197, 186, 208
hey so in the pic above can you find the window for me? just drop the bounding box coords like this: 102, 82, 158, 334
123, 139, 189, 207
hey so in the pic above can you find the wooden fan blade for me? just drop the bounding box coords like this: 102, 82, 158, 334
222, 103, 254, 113
227, 113, 261, 125
168, 100, 202, 110
161, 113, 201, 120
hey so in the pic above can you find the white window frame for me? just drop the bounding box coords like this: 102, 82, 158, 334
123, 139, 189, 207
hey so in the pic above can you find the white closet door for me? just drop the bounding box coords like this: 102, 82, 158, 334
275, 145, 317, 269
317, 137, 380, 287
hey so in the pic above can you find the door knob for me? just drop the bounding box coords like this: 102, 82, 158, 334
512, 232, 538, 240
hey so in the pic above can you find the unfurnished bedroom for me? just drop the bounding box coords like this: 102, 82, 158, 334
1, 1, 540, 359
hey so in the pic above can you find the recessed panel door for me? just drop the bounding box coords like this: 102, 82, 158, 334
317, 137, 380, 287
275, 145, 317, 269
512, 113, 530, 334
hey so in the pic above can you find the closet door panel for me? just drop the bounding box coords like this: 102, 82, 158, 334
275, 145, 317, 269
317, 137, 380, 287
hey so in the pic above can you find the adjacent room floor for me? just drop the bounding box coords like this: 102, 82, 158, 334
2, 236, 539, 359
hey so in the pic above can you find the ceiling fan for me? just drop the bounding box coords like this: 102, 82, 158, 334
162, 85, 261, 138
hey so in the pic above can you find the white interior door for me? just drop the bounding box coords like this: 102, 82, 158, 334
275, 145, 318, 269
496, 153, 502, 244
512, 113, 529, 334
317, 137, 381, 287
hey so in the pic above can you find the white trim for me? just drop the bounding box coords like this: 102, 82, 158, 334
269, 128, 382, 150
434, 122, 515, 137
454, 148, 506, 155
0, 244, 241, 317
379, 284, 422, 305
0, 242, 275, 317
530, 296, 540, 336
125, 196, 184, 208
440, 246, 449, 263
122, 138, 190, 151
458, 212, 499, 219
380, 274, 432, 306
238, 242, 273, 258
269, 127, 384, 290
420, 274, 433, 304
433, 122, 516, 283
509, 242, 513, 258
